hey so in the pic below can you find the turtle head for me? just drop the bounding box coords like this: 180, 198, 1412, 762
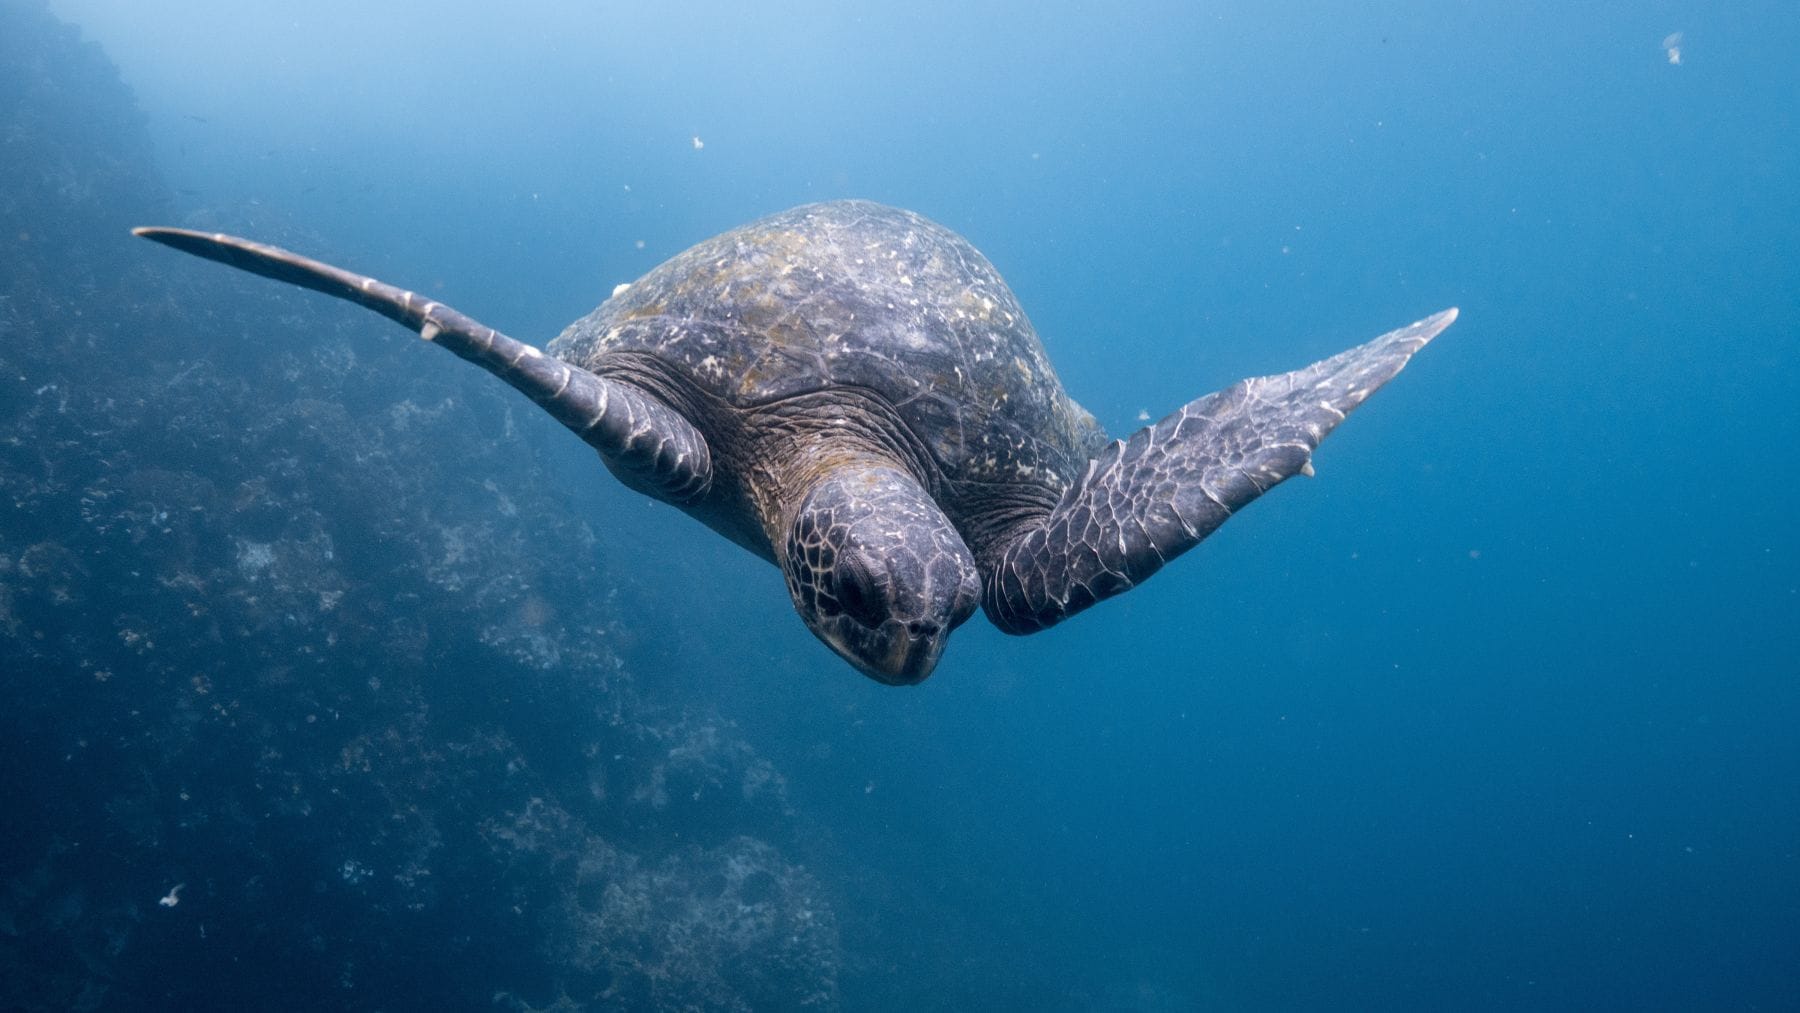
783, 466, 980, 685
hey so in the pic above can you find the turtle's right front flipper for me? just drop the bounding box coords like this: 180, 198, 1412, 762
133, 227, 710, 504
984, 309, 1456, 635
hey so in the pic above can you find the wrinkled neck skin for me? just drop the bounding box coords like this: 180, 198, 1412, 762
778, 452, 981, 685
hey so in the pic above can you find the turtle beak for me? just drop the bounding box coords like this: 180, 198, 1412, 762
820, 618, 948, 686
868, 625, 947, 686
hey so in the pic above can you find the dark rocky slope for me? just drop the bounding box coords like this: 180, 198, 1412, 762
0, 2, 838, 1008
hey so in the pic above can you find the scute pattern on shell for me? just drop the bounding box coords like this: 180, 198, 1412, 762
548, 200, 1107, 488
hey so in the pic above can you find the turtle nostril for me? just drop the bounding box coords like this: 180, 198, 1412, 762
906, 620, 939, 638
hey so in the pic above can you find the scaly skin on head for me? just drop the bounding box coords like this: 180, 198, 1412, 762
782, 465, 980, 685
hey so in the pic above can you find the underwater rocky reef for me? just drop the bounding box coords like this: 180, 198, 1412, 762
0, 2, 839, 1008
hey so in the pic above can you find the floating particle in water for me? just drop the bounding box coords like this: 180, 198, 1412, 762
1663, 32, 1683, 65
159, 883, 185, 908
692, 135, 705, 150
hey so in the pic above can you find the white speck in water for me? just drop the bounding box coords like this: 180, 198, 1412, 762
1663, 31, 1683, 65
159, 883, 185, 908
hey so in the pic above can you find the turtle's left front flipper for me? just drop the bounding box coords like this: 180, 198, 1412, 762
984, 309, 1456, 635
133, 227, 711, 503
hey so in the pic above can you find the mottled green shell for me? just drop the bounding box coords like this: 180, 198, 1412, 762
547, 200, 1106, 491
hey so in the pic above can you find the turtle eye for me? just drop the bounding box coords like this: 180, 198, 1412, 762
833, 555, 885, 627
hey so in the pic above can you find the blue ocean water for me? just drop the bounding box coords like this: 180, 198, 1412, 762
8, 0, 1797, 1008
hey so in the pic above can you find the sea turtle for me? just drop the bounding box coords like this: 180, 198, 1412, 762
135, 200, 1454, 684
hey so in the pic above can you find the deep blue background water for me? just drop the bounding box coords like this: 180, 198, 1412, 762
37, 0, 1800, 1008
